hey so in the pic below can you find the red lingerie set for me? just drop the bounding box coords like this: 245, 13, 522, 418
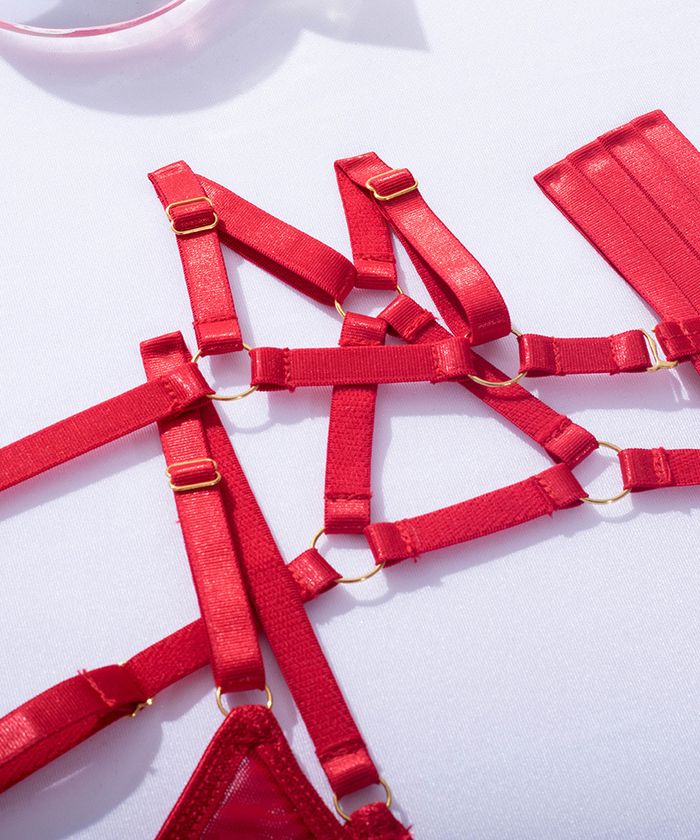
1, 109, 699, 838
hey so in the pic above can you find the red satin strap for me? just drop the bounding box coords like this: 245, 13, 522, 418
149, 161, 242, 356
0, 363, 212, 494
325, 313, 388, 533
0, 621, 208, 794
149, 163, 357, 357
343, 803, 412, 839
335, 153, 511, 344
380, 295, 598, 468
287, 549, 341, 603
619, 447, 700, 491
535, 111, 700, 376
364, 464, 585, 566
168, 340, 379, 798
517, 330, 652, 376
655, 318, 700, 362
141, 333, 265, 695
249, 338, 476, 391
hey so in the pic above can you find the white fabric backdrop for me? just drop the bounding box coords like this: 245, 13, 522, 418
1, 2, 699, 837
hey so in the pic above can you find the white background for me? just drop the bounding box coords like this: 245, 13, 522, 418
1, 2, 699, 838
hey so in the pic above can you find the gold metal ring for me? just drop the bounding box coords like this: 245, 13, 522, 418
333, 777, 393, 822
216, 685, 273, 717
334, 284, 404, 321
642, 329, 678, 372
310, 527, 385, 584
581, 440, 631, 505
191, 344, 259, 402
467, 328, 526, 388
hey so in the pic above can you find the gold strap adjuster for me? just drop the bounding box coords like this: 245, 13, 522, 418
166, 458, 222, 492
365, 169, 419, 202
165, 195, 219, 235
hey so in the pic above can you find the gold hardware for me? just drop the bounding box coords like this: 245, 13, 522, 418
165, 196, 218, 235
130, 698, 154, 718
216, 684, 273, 717
333, 777, 393, 822
310, 527, 385, 584
166, 458, 222, 492
580, 440, 631, 505
191, 344, 259, 401
467, 328, 526, 388
642, 329, 678, 372
366, 170, 419, 202
334, 284, 404, 321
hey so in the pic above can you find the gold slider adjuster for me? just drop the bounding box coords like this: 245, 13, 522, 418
365, 169, 419, 202
165, 195, 219, 236
166, 458, 222, 492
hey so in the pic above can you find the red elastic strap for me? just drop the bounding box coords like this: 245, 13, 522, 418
619, 447, 700, 490
343, 803, 413, 838
0, 621, 209, 794
655, 318, 700, 361
325, 313, 388, 533
0, 362, 213, 494
517, 331, 652, 376
141, 333, 265, 695
149, 338, 378, 797
335, 153, 511, 344
149, 161, 242, 356
535, 111, 700, 376
380, 294, 598, 468
249, 338, 476, 390
364, 464, 584, 566
287, 549, 341, 603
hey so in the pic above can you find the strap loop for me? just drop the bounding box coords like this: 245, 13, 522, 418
333, 777, 393, 822
310, 528, 385, 584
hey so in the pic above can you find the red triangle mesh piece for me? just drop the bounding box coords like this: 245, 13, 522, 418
157, 705, 343, 840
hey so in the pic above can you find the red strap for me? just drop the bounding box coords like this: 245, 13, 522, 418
335, 153, 511, 344
154, 341, 378, 798
655, 318, 700, 362
517, 331, 652, 376
0, 621, 209, 794
324, 313, 388, 532
380, 295, 598, 467
141, 333, 265, 695
148, 162, 243, 356
343, 803, 412, 838
619, 447, 700, 490
149, 163, 357, 356
364, 464, 584, 566
0, 363, 212, 494
287, 549, 341, 603
249, 338, 476, 390
535, 112, 700, 376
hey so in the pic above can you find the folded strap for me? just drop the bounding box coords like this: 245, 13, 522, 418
0, 362, 213, 494
249, 338, 476, 390
517, 331, 652, 376
325, 313, 388, 532
619, 447, 700, 490
141, 333, 265, 695
364, 464, 585, 566
655, 318, 700, 361
335, 153, 511, 344
380, 294, 598, 468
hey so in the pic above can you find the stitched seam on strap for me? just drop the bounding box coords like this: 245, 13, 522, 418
552, 337, 562, 375
430, 343, 444, 380
283, 348, 292, 389
652, 448, 672, 485
531, 475, 558, 514
541, 417, 571, 446
609, 334, 623, 372
396, 520, 420, 559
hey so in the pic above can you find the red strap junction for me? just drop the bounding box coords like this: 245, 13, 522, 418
149, 162, 357, 356
324, 312, 388, 533
141, 333, 265, 695
364, 464, 585, 566
536, 110, 700, 376
379, 294, 599, 468
335, 152, 511, 344
0, 363, 213, 494
249, 337, 477, 390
